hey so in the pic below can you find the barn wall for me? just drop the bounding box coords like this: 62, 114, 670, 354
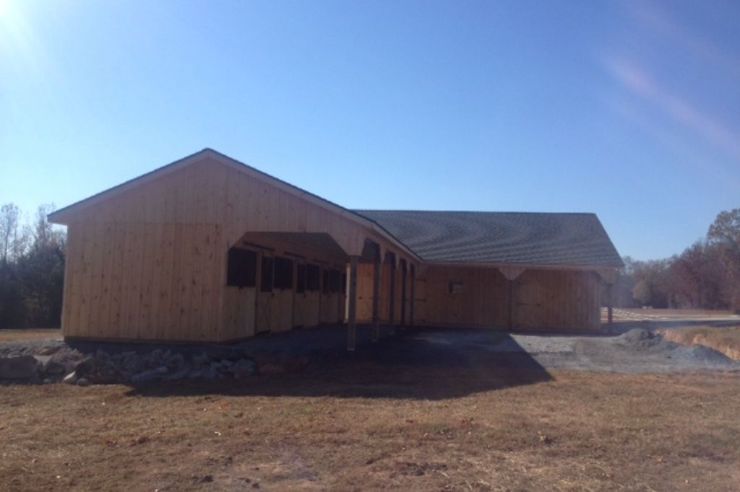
416, 265, 602, 331
512, 269, 602, 331
416, 265, 506, 328
221, 246, 346, 341
58, 156, 417, 342
355, 260, 417, 325
57, 153, 606, 342
222, 287, 257, 340
62, 222, 225, 342
63, 157, 412, 260
319, 292, 343, 324
356, 263, 375, 323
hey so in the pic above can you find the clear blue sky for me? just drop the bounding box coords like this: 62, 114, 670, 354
1, 0, 738, 260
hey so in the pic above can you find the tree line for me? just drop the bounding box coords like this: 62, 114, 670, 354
0, 203, 66, 329
611, 209, 740, 313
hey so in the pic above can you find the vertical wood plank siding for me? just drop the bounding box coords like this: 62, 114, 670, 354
58, 156, 604, 341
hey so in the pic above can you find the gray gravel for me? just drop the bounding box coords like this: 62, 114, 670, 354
413, 328, 738, 373
2, 326, 738, 381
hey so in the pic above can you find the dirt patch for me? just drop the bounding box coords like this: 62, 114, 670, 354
660, 326, 740, 361
0, 329, 61, 343
1, 326, 739, 489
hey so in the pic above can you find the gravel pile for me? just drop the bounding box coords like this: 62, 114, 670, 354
0, 345, 257, 385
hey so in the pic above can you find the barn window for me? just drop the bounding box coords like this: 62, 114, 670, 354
341, 272, 347, 294
226, 248, 257, 288
322, 269, 330, 294
328, 269, 342, 293
260, 257, 274, 292
296, 264, 306, 293
449, 281, 464, 294
274, 257, 294, 289
306, 264, 321, 291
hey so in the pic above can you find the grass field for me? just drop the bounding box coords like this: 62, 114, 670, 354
1, 370, 739, 491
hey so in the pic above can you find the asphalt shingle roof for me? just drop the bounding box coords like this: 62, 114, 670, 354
353, 210, 623, 268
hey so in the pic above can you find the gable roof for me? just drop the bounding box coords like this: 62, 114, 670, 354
354, 210, 624, 268
48, 148, 623, 270
47, 148, 420, 260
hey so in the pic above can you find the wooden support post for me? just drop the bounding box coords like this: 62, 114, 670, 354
400, 260, 407, 327
372, 254, 381, 342
388, 256, 396, 325
347, 256, 358, 352
507, 279, 514, 330
596, 268, 618, 327
409, 265, 415, 327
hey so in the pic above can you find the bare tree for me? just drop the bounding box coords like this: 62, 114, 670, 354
32, 204, 63, 250
0, 203, 20, 263
708, 209, 740, 312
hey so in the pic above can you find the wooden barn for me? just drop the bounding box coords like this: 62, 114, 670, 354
48, 149, 623, 349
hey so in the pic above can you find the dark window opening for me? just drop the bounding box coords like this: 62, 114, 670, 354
274, 257, 294, 290
341, 272, 347, 294
448, 281, 464, 294
296, 264, 306, 293
226, 248, 257, 288
306, 264, 321, 291
328, 269, 342, 293
261, 257, 274, 292
322, 270, 330, 294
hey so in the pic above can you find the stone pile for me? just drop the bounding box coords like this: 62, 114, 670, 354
0, 346, 257, 385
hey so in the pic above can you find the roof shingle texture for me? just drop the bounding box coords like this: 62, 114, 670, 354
354, 210, 623, 268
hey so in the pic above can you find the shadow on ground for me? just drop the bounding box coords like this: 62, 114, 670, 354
124, 327, 553, 400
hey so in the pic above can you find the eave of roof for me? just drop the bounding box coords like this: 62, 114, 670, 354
354, 209, 624, 269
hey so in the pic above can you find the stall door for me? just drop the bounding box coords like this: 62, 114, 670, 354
256, 255, 274, 333
293, 262, 320, 328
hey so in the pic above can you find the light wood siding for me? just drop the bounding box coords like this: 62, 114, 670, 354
416, 266, 602, 331
319, 292, 342, 324
62, 222, 223, 342
57, 156, 414, 342
56, 153, 605, 342
417, 265, 505, 328
294, 291, 320, 328
514, 269, 602, 331
222, 287, 257, 340
356, 263, 375, 323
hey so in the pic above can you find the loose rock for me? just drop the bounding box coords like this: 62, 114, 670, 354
0, 355, 41, 381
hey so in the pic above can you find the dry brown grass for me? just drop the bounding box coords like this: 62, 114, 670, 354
0, 329, 62, 343
1, 369, 739, 491
661, 326, 740, 361
603, 308, 738, 322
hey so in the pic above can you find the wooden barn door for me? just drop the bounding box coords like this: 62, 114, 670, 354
256, 254, 274, 333
413, 276, 427, 325
271, 256, 295, 332
293, 262, 308, 328
293, 262, 320, 328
